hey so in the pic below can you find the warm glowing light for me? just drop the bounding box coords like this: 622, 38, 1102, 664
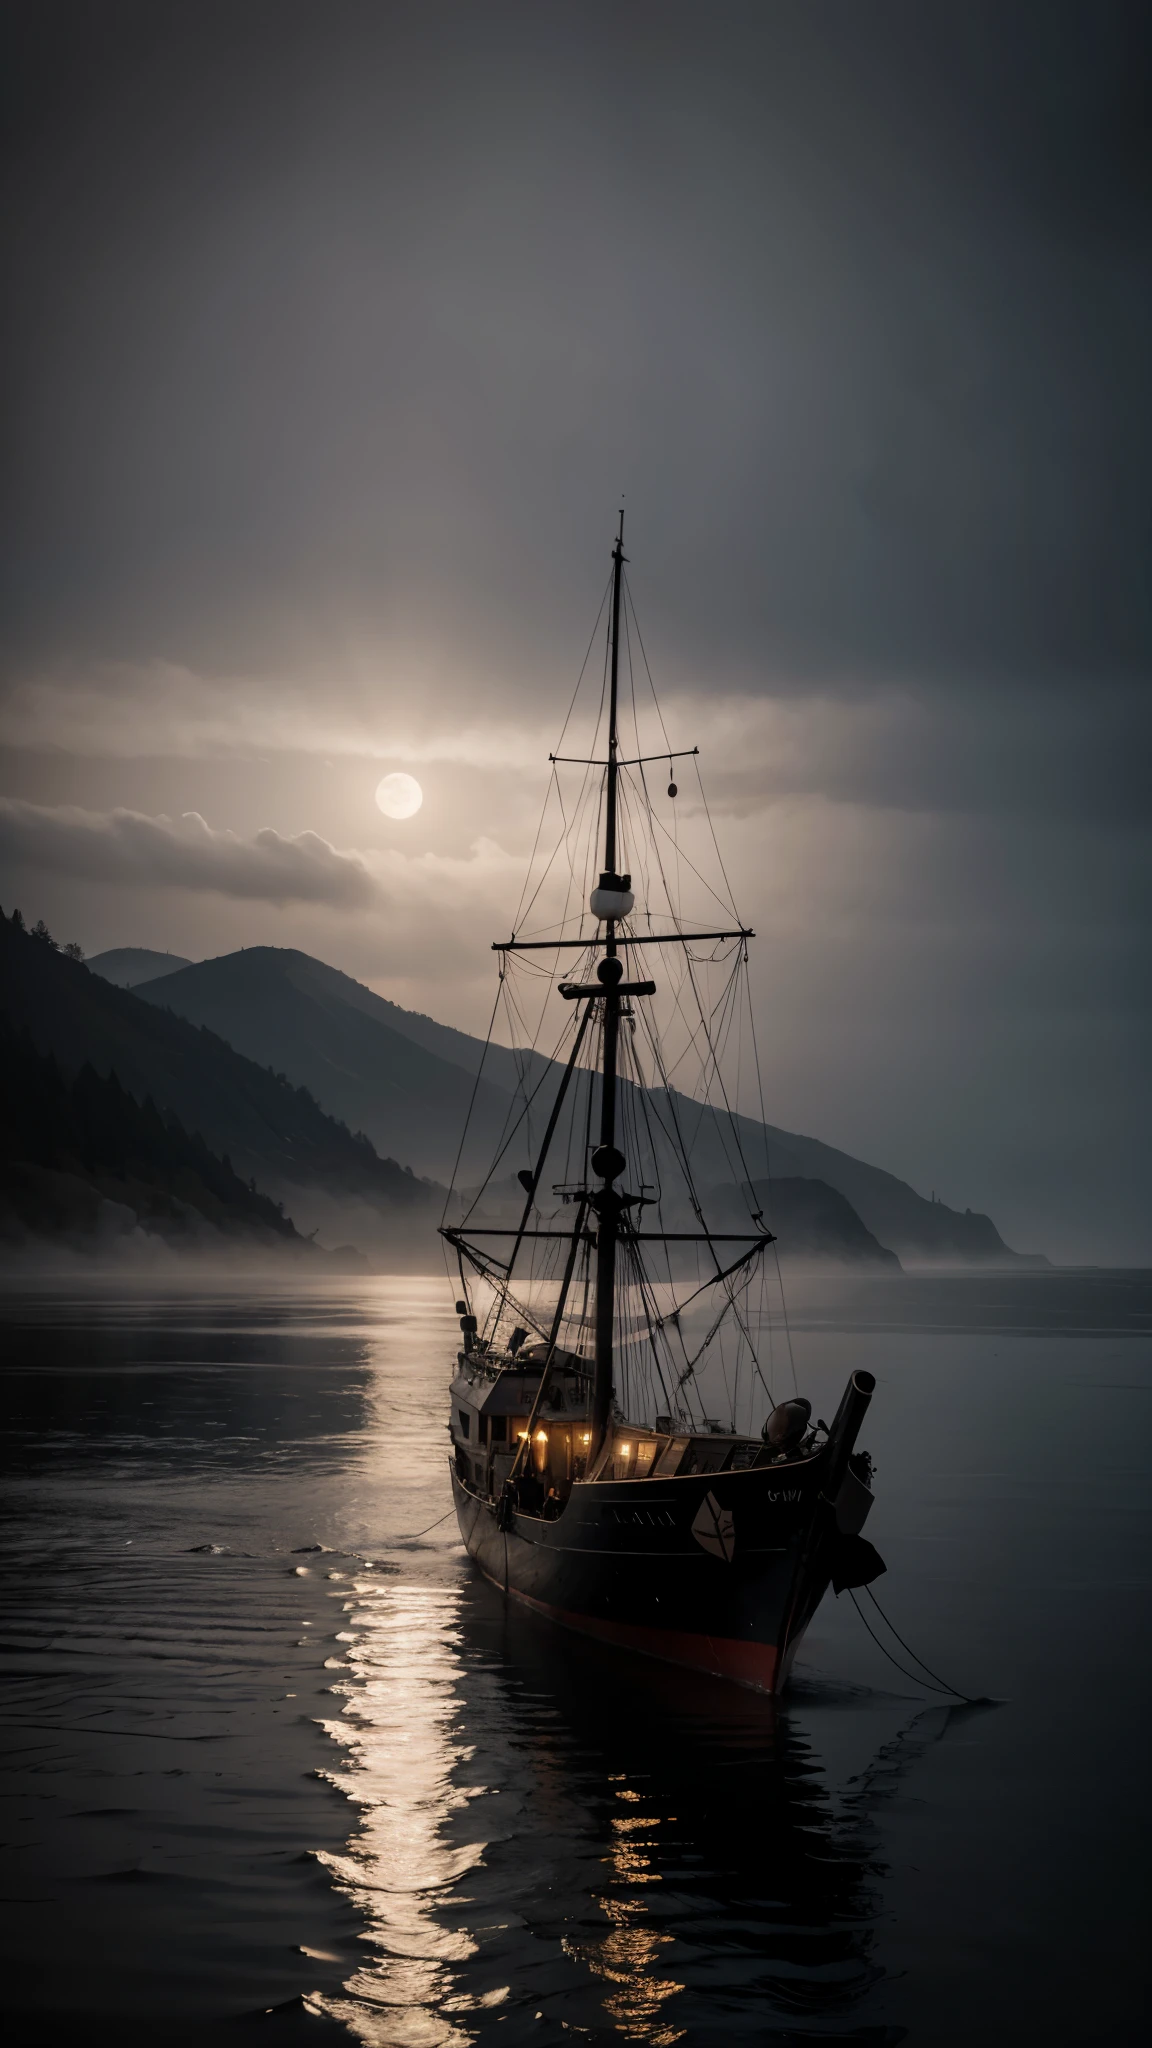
375, 771, 423, 819
517, 1430, 529, 1439
535, 1430, 547, 1442
580, 1433, 591, 1444
620, 1442, 631, 1455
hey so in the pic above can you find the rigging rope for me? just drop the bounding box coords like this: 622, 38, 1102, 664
509, 571, 612, 935
449, 542, 802, 1439
441, 977, 505, 1227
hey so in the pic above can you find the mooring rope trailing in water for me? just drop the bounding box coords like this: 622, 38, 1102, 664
404, 1505, 458, 1541
849, 1585, 993, 1705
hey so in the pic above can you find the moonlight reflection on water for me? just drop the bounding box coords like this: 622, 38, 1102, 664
314, 1582, 487, 2046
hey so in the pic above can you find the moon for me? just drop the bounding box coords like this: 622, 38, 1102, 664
375, 772, 423, 820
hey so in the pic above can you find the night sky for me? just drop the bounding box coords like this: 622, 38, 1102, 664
1, 1, 1149, 1261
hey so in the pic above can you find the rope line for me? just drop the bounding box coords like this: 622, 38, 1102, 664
404, 1505, 458, 1541
849, 1587, 991, 1704
864, 1583, 993, 1704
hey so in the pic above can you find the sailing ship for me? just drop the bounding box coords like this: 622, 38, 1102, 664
441, 515, 883, 1694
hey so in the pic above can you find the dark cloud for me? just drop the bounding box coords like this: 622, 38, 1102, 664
0, 799, 380, 907
696, 681, 1152, 826
1, 1, 1149, 685
0, 1, 1148, 1260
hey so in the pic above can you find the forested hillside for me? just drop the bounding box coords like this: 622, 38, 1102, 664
0, 1017, 311, 1255
1, 911, 441, 1262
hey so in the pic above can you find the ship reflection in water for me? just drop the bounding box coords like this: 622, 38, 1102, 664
310, 1568, 921, 2044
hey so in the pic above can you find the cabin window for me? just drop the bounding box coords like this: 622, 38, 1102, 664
653, 1437, 689, 1476
489, 1415, 507, 1442
479, 1414, 489, 1445
727, 1442, 759, 1471
603, 1437, 653, 1481
679, 1437, 730, 1475
457, 1409, 471, 1439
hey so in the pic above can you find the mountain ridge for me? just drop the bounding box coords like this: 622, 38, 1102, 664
132, 942, 1034, 1265
88, 946, 195, 987
132, 946, 512, 1184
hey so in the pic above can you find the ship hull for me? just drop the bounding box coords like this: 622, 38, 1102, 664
450, 1451, 846, 1695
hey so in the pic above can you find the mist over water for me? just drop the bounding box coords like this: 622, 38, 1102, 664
2, 1271, 1149, 2044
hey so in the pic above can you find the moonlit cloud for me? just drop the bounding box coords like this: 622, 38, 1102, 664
0, 661, 565, 770
0, 663, 413, 762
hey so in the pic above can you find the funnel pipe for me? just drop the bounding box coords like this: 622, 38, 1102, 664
823, 1369, 876, 1501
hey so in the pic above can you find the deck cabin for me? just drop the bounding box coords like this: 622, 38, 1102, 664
449, 1336, 799, 1511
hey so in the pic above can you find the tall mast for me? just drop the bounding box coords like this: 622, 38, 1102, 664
441, 514, 773, 1425
590, 510, 625, 1459
604, 508, 623, 876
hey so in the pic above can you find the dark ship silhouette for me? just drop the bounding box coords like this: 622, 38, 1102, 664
443, 515, 883, 1693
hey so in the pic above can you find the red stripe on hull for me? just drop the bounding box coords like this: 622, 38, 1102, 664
493, 1576, 781, 1694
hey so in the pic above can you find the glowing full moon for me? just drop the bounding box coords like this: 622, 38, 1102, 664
375, 772, 423, 820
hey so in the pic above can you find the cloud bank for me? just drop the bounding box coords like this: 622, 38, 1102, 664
0, 800, 380, 909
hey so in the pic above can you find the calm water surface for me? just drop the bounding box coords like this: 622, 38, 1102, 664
2, 1272, 1150, 2045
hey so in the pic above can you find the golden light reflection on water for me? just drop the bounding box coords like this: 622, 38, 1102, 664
563, 1786, 686, 2045
308, 1579, 493, 2046
307, 1567, 689, 2044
